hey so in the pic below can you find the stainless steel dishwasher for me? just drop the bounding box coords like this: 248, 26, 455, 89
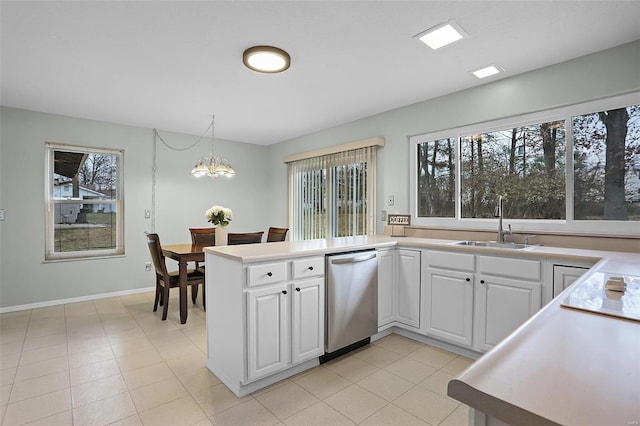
323, 249, 378, 361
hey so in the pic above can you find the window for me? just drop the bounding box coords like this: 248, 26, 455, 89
288, 146, 377, 240
410, 93, 640, 234
45, 143, 124, 260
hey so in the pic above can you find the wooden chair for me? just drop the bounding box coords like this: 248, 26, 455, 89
267, 227, 289, 242
227, 231, 264, 245
188, 227, 216, 302
145, 233, 205, 321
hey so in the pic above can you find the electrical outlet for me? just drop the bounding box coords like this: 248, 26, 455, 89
387, 195, 394, 206
381, 210, 387, 221
0, 209, 4, 220
144, 209, 151, 219
145, 262, 152, 271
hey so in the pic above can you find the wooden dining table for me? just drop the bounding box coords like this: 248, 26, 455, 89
161, 243, 206, 324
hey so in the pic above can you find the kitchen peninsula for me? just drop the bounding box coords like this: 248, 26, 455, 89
204, 235, 640, 425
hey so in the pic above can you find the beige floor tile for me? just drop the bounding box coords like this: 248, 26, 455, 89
68, 345, 115, 369
283, 401, 354, 426
210, 398, 279, 426
123, 362, 176, 390
22, 332, 67, 352
255, 381, 318, 420
176, 366, 221, 395
70, 358, 120, 386
0, 352, 20, 370
110, 336, 156, 358
29, 306, 65, 321
71, 374, 128, 408
9, 371, 69, 403
117, 349, 164, 373
439, 404, 470, 426
25, 321, 66, 340
383, 357, 437, 384
292, 367, 351, 399
356, 369, 414, 401
360, 404, 428, 426
1, 382, 12, 405
192, 382, 250, 416
155, 340, 203, 361
129, 376, 188, 412
72, 392, 137, 426
0, 339, 24, 356
441, 356, 475, 375
418, 370, 456, 398
1, 366, 17, 385
14, 355, 69, 382
324, 356, 378, 382
352, 345, 404, 368
166, 352, 207, 377
0, 328, 27, 346
138, 395, 207, 426
323, 384, 387, 423
407, 346, 457, 369
107, 414, 143, 426
22, 409, 73, 426
393, 386, 459, 425
19, 343, 68, 365
2, 388, 71, 426
105, 325, 148, 343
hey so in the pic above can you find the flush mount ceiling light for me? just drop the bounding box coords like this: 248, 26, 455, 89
416, 20, 469, 50
243, 46, 291, 73
472, 65, 501, 79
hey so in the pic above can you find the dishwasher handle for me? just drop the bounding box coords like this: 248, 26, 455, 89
329, 252, 376, 265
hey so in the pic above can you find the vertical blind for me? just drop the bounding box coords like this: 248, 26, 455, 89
288, 146, 377, 240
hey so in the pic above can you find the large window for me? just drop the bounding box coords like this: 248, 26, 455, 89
45, 143, 124, 260
411, 94, 640, 234
288, 146, 377, 240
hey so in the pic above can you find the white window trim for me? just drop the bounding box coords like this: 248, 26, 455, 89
409, 92, 640, 236
45, 142, 125, 261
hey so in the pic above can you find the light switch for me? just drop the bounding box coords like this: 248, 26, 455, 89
0, 209, 5, 220
144, 209, 151, 219
381, 210, 387, 221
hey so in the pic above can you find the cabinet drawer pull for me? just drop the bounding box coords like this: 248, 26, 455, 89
282, 290, 287, 294
308, 266, 314, 271
480, 280, 485, 285
267, 272, 273, 277
466, 278, 471, 282
295, 287, 301, 292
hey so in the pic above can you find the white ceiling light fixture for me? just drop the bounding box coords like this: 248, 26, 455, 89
243, 45, 291, 73
416, 20, 469, 50
191, 115, 236, 179
472, 65, 501, 79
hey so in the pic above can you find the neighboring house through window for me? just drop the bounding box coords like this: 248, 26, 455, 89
45, 143, 124, 260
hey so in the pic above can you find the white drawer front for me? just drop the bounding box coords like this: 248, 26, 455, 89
247, 262, 287, 287
478, 256, 541, 281
427, 250, 475, 272
292, 257, 324, 279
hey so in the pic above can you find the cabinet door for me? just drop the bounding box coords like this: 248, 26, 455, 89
292, 279, 325, 364
247, 285, 290, 381
423, 268, 474, 346
553, 265, 589, 297
474, 275, 541, 352
377, 249, 396, 327
395, 249, 421, 328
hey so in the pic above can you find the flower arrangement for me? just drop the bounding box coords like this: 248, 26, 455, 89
206, 205, 232, 227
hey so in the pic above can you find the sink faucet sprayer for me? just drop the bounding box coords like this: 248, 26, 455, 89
495, 195, 512, 243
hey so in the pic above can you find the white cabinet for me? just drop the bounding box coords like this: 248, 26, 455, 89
291, 278, 324, 364
553, 264, 590, 297
377, 248, 421, 329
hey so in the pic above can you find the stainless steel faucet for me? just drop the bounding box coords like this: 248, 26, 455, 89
494, 195, 512, 243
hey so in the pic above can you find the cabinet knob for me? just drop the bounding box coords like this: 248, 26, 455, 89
308, 266, 314, 271
480, 280, 485, 285
296, 287, 301, 292
282, 290, 287, 294
466, 278, 471, 282
267, 272, 273, 277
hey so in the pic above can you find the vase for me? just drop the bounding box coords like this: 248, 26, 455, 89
215, 226, 228, 246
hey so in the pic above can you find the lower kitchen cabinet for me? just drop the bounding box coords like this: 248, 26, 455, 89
473, 275, 541, 352
377, 248, 421, 329
552, 264, 591, 297
247, 278, 324, 382
377, 248, 395, 327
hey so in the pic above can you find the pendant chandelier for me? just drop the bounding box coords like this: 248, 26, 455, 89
190, 115, 236, 178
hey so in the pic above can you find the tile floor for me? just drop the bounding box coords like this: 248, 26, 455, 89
0, 291, 473, 426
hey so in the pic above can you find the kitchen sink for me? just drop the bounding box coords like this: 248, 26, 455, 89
452, 240, 530, 250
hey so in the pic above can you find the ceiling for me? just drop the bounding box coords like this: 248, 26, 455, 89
2, 1, 639, 146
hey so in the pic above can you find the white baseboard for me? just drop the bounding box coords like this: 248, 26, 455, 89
0, 287, 155, 314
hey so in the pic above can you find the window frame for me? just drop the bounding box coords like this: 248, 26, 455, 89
409, 92, 640, 236
45, 142, 125, 261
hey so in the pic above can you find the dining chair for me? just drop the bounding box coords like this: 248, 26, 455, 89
145, 233, 205, 321
267, 227, 289, 242
188, 227, 216, 303
227, 231, 264, 245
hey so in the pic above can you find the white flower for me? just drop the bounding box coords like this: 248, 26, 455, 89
206, 205, 232, 227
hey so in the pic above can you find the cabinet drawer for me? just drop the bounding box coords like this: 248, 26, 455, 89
247, 262, 287, 287
478, 256, 540, 281
292, 257, 324, 279
427, 250, 475, 272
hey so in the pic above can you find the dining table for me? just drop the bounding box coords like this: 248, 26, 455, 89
161, 243, 206, 324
